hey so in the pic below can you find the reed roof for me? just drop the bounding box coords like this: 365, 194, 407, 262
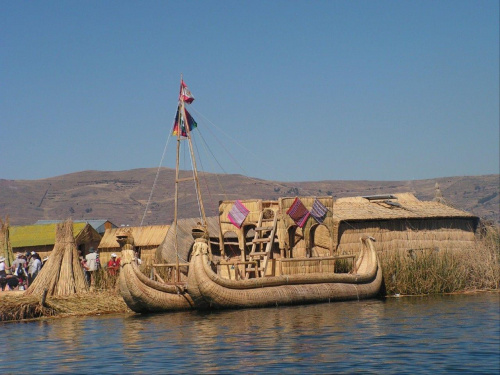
98, 224, 171, 249
10, 223, 90, 248
333, 193, 478, 222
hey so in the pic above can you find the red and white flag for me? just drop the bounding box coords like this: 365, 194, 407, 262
179, 80, 195, 104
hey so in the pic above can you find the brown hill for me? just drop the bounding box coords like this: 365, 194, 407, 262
0, 169, 498, 226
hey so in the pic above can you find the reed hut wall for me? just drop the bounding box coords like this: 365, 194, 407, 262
331, 193, 479, 255
278, 197, 334, 255
219, 199, 263, 251
335, 218, 478, 256
98, 225, 170, 265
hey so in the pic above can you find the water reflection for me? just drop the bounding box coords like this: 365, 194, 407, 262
0, 293, 498, 374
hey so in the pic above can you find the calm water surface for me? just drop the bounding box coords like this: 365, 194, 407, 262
1, 293, 498, 374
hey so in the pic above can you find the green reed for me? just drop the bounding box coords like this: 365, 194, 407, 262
381, 226, 500, 295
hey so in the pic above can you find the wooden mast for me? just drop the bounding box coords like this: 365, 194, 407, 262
174, 75, 209, 282
173, 77, 182, 282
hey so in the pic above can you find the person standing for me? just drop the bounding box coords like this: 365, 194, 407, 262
85, 248, 98, 285
80, 256, 90, 285
28, 253, 41, 285
107, 253, 120, 276
12, 253, 26, 274
11, 253, 27, 288
0, 257, 7, 291
0, 256, 6, 278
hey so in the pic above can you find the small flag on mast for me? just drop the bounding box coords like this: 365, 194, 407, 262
172, 106, 198, 137
179, 80, 195, 104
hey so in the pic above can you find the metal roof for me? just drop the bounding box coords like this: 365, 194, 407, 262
35, 219, 117, 234
11, 223, 89, 248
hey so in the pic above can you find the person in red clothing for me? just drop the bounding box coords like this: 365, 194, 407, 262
107, 253, 120, 276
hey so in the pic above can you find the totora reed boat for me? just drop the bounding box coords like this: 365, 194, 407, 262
188, 235, 382, 309
118, 78, 385, 313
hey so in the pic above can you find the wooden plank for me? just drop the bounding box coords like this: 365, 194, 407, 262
253, 238, 271, 244
255, 226, 271, 231
152, 263, 190, 267
279, 255, 355, 263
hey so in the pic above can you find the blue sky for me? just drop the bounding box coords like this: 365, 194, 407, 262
1, 1, 498, 182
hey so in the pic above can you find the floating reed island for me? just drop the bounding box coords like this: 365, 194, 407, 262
121, 193, 499, 313
1, 197, 499, 322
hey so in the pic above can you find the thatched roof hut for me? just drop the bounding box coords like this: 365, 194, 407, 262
98, 225, 170, 265
330, 193, 478, 254
10, 222, 102, 260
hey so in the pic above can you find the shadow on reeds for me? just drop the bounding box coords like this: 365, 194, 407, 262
381, 225, 500, 295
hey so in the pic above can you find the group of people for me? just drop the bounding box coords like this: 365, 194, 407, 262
1, 247, 130, 291
0, 251, 46, 292
78, 247, 122, 286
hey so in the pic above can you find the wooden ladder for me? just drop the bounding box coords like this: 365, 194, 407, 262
245, 209, 278, 278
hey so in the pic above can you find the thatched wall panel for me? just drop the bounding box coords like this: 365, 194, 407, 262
157, 217, 220, 263
219, 199, 264, 250
280, 259, 335, 275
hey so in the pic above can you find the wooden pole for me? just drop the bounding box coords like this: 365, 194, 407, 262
173, 76, 183, 282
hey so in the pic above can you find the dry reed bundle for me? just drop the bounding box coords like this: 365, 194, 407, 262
25, 219, 88, 297
0, 216, 14, 268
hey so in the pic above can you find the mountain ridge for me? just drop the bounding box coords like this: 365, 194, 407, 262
1, 169, 498, 226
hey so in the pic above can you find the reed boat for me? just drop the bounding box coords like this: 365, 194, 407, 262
185, 196, 384, 309
188, 235, 382, 309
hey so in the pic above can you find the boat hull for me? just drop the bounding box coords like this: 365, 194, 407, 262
188, 237, 383, 309
119, 249, 194, 313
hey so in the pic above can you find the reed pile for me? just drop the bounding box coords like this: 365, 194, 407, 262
0, 291, 129, 322
0, 293, 57, 321
25, 219, 88, 297
381, 225, 500, 295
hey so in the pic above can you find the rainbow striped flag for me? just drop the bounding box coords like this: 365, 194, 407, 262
172, 107, 197, 137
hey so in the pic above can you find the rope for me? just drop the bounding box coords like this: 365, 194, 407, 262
189, 108, 299, 203
140, 112, 176, 226
191, 131, 224, 217
187, 139, 203, 221
194, 127, 228, 202
190, 107, 292, 188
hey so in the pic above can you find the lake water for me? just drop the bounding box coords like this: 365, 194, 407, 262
1, 292, 498, 374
